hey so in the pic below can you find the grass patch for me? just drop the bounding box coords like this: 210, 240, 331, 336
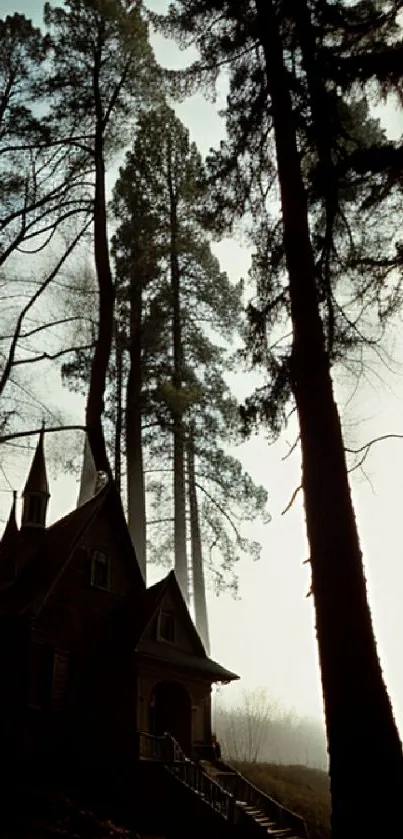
230, 762, 331, 839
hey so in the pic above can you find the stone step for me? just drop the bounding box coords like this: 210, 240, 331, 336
237, 803, 294, 837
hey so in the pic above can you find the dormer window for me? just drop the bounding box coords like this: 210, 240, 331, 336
90, 549, 110, 590
158, 611, 176, 644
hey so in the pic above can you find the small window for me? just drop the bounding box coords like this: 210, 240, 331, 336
158, 611, 176, 644
28, 643, 54, 709
90, 550, 111, 590
28, 496, 42, 524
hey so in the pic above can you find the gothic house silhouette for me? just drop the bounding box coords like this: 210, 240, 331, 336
0, 429, 238, 769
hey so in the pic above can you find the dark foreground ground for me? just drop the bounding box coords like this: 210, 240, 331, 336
1, 785, 142, 839
0, 763, 330, 839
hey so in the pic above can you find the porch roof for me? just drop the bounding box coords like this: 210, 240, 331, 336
136, 648, 239, 683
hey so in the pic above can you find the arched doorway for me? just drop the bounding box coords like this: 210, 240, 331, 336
150, 680, 192, 754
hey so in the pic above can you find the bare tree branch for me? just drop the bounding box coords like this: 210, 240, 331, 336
346, 433, 403, 470
282, 435, 300, 461
0, 219, 92, 400
18, 317, 94, 340
0, 135, 94, 157
0, 425, 86, 444
281, 484, 302, 515
10, 342, 94, 367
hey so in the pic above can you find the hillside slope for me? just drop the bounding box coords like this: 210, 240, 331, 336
231, 762, 330, 839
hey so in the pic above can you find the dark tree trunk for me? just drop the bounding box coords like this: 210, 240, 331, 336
86, 55, 115, 475
187, 433, 210, 654
168, 142, 188, 602
126, 267, 147, 582
256, 2, 403, 836
293, 0, 338, 351
114, 320, 123, 496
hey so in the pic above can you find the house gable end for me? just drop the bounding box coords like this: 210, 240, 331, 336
136, 572, 206, 659
33, 482, 144, 646
80, 490, 144, 596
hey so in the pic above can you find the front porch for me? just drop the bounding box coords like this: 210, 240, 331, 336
136, 664, 214, 756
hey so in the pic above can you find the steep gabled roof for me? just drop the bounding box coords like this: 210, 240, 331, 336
32, 483, 113, 616
0, 475, 239, 684
101, 570, 239, 683
135, 569, 206, 656
0, 482, 109, 616
0, 492, 18, 553
0, 474, 147, 619
0, 492, 19, 587
136, 570, 238, 682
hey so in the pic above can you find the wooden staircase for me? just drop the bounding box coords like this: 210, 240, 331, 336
200, 758, 307, 839
138, 733, 308, 839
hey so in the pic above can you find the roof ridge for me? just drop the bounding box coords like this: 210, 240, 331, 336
46, 479, 110, 532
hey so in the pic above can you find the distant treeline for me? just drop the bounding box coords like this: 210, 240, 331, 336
214, 689, 327, 770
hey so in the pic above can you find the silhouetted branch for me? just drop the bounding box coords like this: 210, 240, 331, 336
282, 435, 300, 461
346, 433, 403, 470
11, 343, 94, 366
195, 480, 242, 541
281, 485, 302, 515
0, 425, 86, 444
0, 135, 93, 156
19, 317, 93, 340
282, 436, 403, 512
0, 220, 91, 399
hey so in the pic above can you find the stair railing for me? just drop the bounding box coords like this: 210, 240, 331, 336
138, 732, 307, 836
138, 732, 171, 763
213, 764, 308, 838
164, 733, 235, 822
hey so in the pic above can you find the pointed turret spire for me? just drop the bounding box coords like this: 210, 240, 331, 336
1, 491, 19, 553
77, 434, 97, 507
0, 491, 20, 584
21, 426, 50, 528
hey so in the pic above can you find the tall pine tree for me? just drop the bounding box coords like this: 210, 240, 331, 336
153, 2, 403, 835
111, 104, 268, 617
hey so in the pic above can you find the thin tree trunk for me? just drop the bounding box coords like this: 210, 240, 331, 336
86, 51, 115, 475
114, 320, 122, 495
126, 267, 147, 582
173, 415, 187, 600
168, 141, 188, 602
256, 3, 403, 836
187, 432, 211, 653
